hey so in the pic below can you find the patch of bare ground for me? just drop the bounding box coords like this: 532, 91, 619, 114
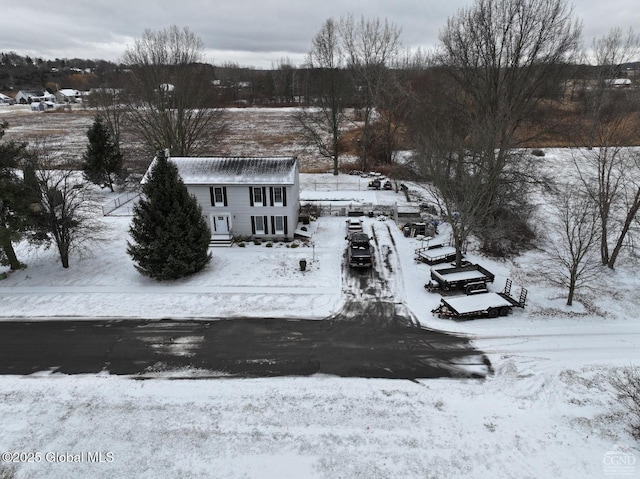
3, 101, 640, 175
217, 108, 337, 171
1, 108, 95, 162
515, 99, 640, 148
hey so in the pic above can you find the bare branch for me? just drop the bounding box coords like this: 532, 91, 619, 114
121, 26, 227, 157
27, 144, 107, 268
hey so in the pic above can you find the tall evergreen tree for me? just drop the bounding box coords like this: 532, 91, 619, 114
82, 115, 123, 192
127, 151, 211, 280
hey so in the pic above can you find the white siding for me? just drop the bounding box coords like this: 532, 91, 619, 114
186, 183, 298, 239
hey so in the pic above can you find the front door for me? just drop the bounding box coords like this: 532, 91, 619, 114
211, 214, 230, 234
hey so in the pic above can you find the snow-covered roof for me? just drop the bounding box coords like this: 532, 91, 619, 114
18, 90, 55, 99
58, 88, 80, 96
606, 78, 632, 86
146, 156, 299, 185
442, 292, 512, 314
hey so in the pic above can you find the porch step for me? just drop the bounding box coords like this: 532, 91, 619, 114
209, 235, 233, 247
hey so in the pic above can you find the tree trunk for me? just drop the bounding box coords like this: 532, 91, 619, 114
567, 266, 578, 306
0, 235, 23, 270
608, 187, 640, 269
566, 283, 575, 306
600, 221, 609, 266
453, 231, 464, 268
57, 243, 70, 268
360, 107, 371, 172
332, 113, 340, 176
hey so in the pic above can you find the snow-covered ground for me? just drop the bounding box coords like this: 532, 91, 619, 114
0, 163, 639, 478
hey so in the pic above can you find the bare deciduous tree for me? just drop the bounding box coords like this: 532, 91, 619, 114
121, 25, 226, 157
411, 0, 581, 259
270, 57, 298, 105
436, 0, 581, 143
28, 147, 106, 269
295, 18, 349, 175
583, 27, 640, 150
88, 86, 124, 154
547, 187, 600, 306
608, 152, 640, 268
572, 28, 640, 268
572, 146, 640, 269
340, 14, 402, 171
610, 366, 640, 440
418, 150, 500, 267
368, 60, 413, 165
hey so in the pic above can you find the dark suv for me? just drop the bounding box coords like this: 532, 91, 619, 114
347, 232, 373, 268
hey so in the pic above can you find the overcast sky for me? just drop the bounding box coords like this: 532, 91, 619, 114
2, 1, 639, 69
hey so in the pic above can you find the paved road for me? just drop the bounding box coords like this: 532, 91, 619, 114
0, 315, 489, 378
0, 221, 491, 379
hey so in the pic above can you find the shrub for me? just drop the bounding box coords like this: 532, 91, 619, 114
479, 206, 536, 257
338, 160, 364, 175
290, 242, 299, 248
265, 242, 273, 247
237, 242, 246, 248
253, 239, 262, 245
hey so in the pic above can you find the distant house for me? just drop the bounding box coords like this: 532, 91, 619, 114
0, 92, 15, 104
606, 78, 632, 88
29, 101, 55, 111
55, 88, 81, 103
143, 153, 300, 245
30, 102, 46, 111
15, 90, 55, 104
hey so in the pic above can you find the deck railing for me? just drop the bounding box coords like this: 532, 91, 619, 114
102, 190, 140, 216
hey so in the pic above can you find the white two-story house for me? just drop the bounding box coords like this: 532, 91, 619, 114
150, 155, 300, 245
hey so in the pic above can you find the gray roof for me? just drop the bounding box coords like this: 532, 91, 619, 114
147, 156, 298, 185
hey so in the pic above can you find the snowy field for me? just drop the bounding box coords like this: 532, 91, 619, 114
1, 158, 640, 478
0, 105, 333, 170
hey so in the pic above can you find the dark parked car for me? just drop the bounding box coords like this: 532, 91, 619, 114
347, 232, 373, 268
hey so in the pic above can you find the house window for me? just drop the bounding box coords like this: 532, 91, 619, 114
255, 216, 264, 233
214, 187, 224, 205
252, 215, 266, 234
209, 186, 227, 206
273, 187, 283, 205
253, 187, 263, 206
271, 215, 288, 235
274, 216, 284, 233
270, 186, 287, 206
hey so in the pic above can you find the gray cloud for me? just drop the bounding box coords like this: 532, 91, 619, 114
1, 0, 638, 68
